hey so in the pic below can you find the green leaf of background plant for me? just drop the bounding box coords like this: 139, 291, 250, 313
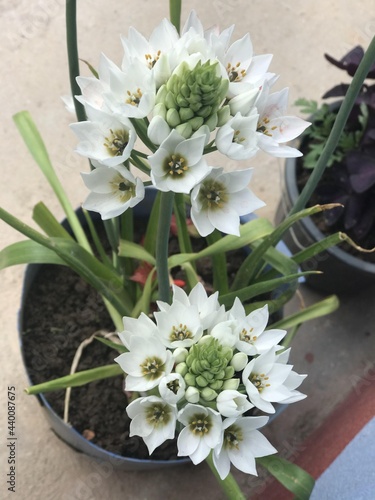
94, 336, 127, 353
33, 202, 74, 239
118, 240, 156, 265
257, 456, 315, 499
25, 364, 123, 394
0, 241, 66, 269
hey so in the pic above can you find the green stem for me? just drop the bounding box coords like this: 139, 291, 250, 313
156, 191, 175, 302
169, 0, 182, 33
206, 230, 229, 294
66, 0, 86, 122
290, 35, 375, 215
205, 452, 246, 500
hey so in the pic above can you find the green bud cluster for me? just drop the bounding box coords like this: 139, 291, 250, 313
183, 336, 235, 402
154, 60, 229, 138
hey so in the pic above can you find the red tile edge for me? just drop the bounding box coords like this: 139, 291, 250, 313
253, 378, 375, 500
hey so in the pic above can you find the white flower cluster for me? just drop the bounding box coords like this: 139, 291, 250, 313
71, 11, 310, 236
115, 283, 306, 479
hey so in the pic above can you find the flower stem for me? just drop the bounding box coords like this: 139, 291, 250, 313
205, 452, 246, 500
289, 35, 375, 215
169, 0, 182, 33
66, 0, 86, 122
156, 191, 175, 303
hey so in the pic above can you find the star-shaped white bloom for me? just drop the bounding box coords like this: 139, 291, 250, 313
190, 167, 265, 237
213, 416, 277, 479
121, 18, 179, 89
118, 313, 158, 350
177, 404, 222, 464
154, 299, 203, 349
81, 164, 144, 220
115, 335, 173, 391
216, 111, 259, 160
156, 282, 225, 331
103, 58, 156, 120
148, 130, 211, 193
126, 396, 177, 454
242, 347, 306, 414
229, 300, 287, 356
70, 106, 136, 167
256, 85, 310, 157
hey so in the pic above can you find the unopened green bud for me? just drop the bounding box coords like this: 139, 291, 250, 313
179, 107, 195, 122
185, 386, 200, 403
175, 362, 188, 377
155, 84, 168, 104
175, 122, 193, 139
184, 372, 196, 387
165, 91, 177, 109
223, 378, 240, 390
153, 102, 167, 120
196, 375, 209, 387
166, 108, 181, 127
209, 380, 224, 391
224, 366, 235, 379
217, 105, 231, 127
201, 387, 218, 401
230, 352, 248, 372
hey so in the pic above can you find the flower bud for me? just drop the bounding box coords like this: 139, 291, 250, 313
175, 362, 188, 377
222, 378, 240, 390
201, 387, 218, 401
185, 386, 200, 403
230, 352, 248, 372
184, 372, 196, 387
173, 347, 189, 364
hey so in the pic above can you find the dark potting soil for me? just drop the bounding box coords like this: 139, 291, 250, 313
21, 231, 250, 461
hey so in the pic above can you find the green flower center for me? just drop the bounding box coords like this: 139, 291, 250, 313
141, 356, 164, 380
223, 424, 243, 450
145, 403, 171, 428
250, 372, 270, 393
164, 154, 188, 176
189, 413, 212, 436
110, 174, 136, 203
104, 129, 129, 156
170, 323, 193, 342
198, 180, 228, 210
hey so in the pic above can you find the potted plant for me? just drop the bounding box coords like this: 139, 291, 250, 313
1, 1, 374, 498
278, 45, 375, 294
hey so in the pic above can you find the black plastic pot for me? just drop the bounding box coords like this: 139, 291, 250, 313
277, 157, 375, 294
19, 188, 288, 470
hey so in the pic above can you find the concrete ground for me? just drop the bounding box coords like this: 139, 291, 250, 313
0, 1, 374, 499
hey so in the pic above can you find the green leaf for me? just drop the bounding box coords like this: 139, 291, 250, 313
0, 241, 65, 269
131, 266, 157, 317
33, 202, 74, 239
94, 336, 127, 353
25, 364, 123, 394
257, 456, 315, 500
143, 190, 161, 256
118, 240, 156, 265
168, 217, 274, 268
13, 111, 91, 251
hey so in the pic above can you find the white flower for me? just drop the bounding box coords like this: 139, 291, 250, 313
81, 164, 145, 220
216, 390, 253, 417
229, 301, 286, 356
177, 404, 222, 464
159, 373, 186, 404
190, 167, 265, 237
148, 130, 211, 193
242, 347, 305, 413
276, 348, 308, 404
216, 112, 259, 160
121, 18, 179, 89
70, 106, 136, 166
256, 85, 310, 157
126, 396, 177, 454
157, 282, 225, 331
115, 335, 173, 391
154, 299, 203, 348
213, 416, 277, 479
210, 319, 238, 348
118, 313, 158, 350
103, 58, 156, 119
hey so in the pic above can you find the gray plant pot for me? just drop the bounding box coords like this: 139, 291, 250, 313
276, 157, 375, 294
